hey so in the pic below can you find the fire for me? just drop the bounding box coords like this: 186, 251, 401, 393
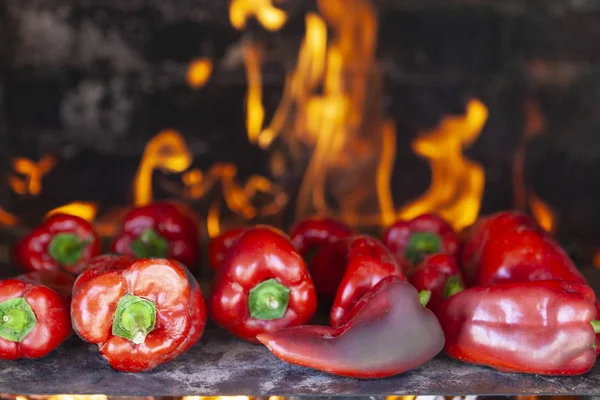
187, 58, 213, 88
229, 0, 287, 31
46, 201, 98, 222
594, 251, 600, 269
183, 397, 251, 400
0, 208, 18, 226
243, 44, 265, 143
9, 154, 56, 196
134, 130, 193, 206
398, 99, 488, 231
529, 194, 555, 234
207, 201, 221, 238
47, 396, 107, 400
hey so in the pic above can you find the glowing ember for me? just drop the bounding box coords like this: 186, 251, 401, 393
229, 0, 287, 31
134, 130, 193, 206
529, 194, 556, 234
244, 44, 265, 144
46, 201, 98, 222
9, 154, 56, 196
187, 58, 213, 88
0, 208, 18, 226
398, 99, 488, 231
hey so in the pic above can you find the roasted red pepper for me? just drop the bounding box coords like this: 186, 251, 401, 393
14, 214, 101, 275
330, 236, 406, 327
461, 211, 537, 285
436, 280, 600, 375
476, 226, 586, 286
258, 276, 445, 378
111, 202, 201, 271
71, 254, 206, 372
382, 214, 460, 271
409, 254, 464, 310
209, 226, 317, 343
0, 270, 74, 360
289, 216, 353, 262
207, 227, 245, 271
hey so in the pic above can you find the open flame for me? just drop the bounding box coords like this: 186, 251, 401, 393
187, 58, 213, 89
229, 0, 287, 31
0, 208, 18, 226
134, 130, 193, 206
243, 44, 265, 144
397, 99, 487, 231
9, 154, 56, 196
46, 201, 98, 222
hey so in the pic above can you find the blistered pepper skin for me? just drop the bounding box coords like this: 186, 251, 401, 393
436, 281, 598, 375
258, 276, 445, 378
71, 255, 206, 372
14, 214, 100, 275
209, 226, 317, 343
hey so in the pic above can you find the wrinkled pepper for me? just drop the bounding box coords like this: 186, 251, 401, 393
207, 227, 245, 271
436, 280, 600, 375
461, 211, 537, 285
330, 236, 406, 327
258, 276, 445, 378
111, 202, 200, 270
383, 214, 460, 271
0, 270, 74, 360
209, 226, 317, 343
14, 214, 101, 275
409, 254, 464, 310
289, 216, 353, 263
71, 254, 206, 372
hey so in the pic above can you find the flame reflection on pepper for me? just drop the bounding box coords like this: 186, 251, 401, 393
134, 130, 193, 206
45, 201, 98, 222
9, 154, 56, 196
229, 0, 287, 31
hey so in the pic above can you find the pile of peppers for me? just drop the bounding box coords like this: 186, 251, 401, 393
2, 205, 599, 378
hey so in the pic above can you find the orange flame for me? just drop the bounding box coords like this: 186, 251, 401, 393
207, 201, 221, 238
229, 0, 287, 31
529, 193, 556, 234
243, 44, 265, 143
398, 99, 488, 231
134, 130, 193, 206
9, 154, 56, 196
187, 58, 213, 88
46, 201, 98, 222
0, 207, 18, 226
594, 251, 600, 269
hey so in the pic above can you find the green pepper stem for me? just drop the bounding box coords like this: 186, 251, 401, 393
48, 233, 89, 266
130, 228, 169, 259
112, 295, 156, 344
248, 279, 290, 320
404, 232, 442, 265
0, 298, 37, 342
419, 290, 432, 307
443, 275, 465, 299
591, 320, 600, 334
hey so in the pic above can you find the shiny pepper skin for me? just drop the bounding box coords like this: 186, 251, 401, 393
209, 226, 317, 343
71, 255, 206, 372
258, 276, 445, 378
111, 202, 201, 271
14, 214, 100, 275
409, 254, 464, 310
0, 270, 74, 360
207, 227, 245, 271
289, 216, 353, 262
383, 214, 460, 273
436, 280, 599, 375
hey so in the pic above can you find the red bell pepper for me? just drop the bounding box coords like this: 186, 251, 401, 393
258, 276, 445, 378
111, 202, 200, 271
409, 254, 464, 310
461, 211, 537, 285
0, 270, 74, 360
71, 254, 206, 372
207, 227, 245, 271
436, 280, 600, 375
14, 214, 101, 275
209, 226, 317, 343
289, 216, 353, 262
382, 214, 460, 271
330, 235, 406, 327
